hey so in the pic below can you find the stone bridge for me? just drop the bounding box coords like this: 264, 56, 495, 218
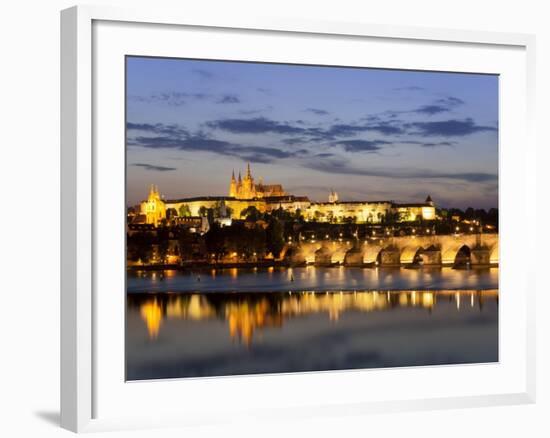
280, 234, 498, 268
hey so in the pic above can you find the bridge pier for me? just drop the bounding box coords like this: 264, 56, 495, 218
343, 247, 364, 266
314, 245, 334, 266
420, 248, 442, 266
378, 247, 401, 267
471, 247, 491, 267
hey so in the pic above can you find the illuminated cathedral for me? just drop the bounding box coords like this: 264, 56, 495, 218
229, 164, 287, 199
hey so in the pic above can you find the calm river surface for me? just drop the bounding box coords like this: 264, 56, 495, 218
126, 267, 498, 380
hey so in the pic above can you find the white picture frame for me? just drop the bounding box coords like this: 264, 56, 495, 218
60, 4, 537, 433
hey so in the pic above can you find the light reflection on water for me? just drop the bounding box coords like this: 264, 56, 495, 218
126, 288, 498, 380
127, 266, 499, 293
134, 290, 496, 342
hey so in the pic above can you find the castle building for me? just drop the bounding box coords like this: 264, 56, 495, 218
229, 164, 287, 199
132, 169, 436, 226
328, 190, 339, 203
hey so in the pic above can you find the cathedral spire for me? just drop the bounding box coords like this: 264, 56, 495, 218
246, 163, 251, 178
231, 170, 236, 182
238, 171, 242, 183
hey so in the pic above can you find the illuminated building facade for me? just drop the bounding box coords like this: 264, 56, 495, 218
133, 166, 436, 225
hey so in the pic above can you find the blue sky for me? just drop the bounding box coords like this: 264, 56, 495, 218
126, 56, 498, 209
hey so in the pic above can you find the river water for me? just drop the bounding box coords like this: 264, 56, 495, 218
126, 267, 498, 380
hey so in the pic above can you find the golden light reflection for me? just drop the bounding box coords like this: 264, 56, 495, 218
135, 289, 498, 341
140, 298, 163, 339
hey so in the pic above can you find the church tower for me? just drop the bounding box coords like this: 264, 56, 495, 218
240, 163, 256, 199
229, 170, 237, 197
141, 184, 166, 226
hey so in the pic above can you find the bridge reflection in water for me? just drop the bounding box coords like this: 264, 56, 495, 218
131, 290, 498, 345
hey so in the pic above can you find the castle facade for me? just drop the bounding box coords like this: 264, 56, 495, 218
136, 164, 436, 226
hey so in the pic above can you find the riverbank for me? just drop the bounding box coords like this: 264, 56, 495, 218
126, 265, 499, 294
127, 260, 294, 271
127, 261, 498, 271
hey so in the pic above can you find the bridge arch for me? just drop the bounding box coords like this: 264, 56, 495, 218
331, 241, 354, 264
442, 242, 467, 265
453, 244, 472, 267
400, 245, 424, 265
362, 244, 383, 264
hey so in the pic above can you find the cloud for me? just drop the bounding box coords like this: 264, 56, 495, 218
282, 137, 307, 145
318, 122, 403, 139
367, 123, 404, 136
127, 122, 307, 164
435, 96, 465, 107
205, 116, 405, 141
129, 91, 209, 107
305, 108, 330, 116
408, 118, 497, 137
127, 122, 189, 137
217, 94, 240, 104
420, 141, 456, 147
402, 140, 456, 148
303, 157, 497, 183
192, 69, 214, 79
414, 105, 451, 115
132, 163, 177, 172
406, 96, 465, 116
239, 106, 273, 115
206, 117, 304, 135
333, 139, 391, 152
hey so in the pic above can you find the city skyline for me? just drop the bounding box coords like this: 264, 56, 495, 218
126, 56, 498, 209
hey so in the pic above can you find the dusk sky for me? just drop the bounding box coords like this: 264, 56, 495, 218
126, 56, 498, 209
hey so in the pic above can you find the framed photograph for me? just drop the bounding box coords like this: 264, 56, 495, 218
61, 5, 536, 432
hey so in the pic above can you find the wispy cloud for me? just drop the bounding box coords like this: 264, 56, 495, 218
129, 91, 209, 107
408, 118, 497, 137
132, 163, 177, 172
413, 104, 452, 115
127, 122, 189, 137
303, 158, 497, 183
333, 139, 391, 152
206, 117, 304, 135
127, 122, 308, 164
403, 140, 456, 147
305, 108, 330, 116
403, 95, 466, 116
217, 94, 241, 104
192, 69, 214, 79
